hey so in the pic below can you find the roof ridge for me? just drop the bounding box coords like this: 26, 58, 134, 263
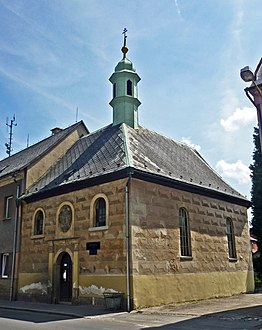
0, 121, 84, 164
0, 121, 88, 179
122, 124, 133, 167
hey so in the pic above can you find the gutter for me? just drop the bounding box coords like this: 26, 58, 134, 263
10, 181, 21, 301
125, 170, 133, 312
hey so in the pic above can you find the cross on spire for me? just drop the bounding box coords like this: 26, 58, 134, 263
122, 28, 128, 42
121, 28, 128, 58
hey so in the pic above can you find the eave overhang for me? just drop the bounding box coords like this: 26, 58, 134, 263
23, 167, 251, 208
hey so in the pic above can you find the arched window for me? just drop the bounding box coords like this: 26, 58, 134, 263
95, 198, 106, 227
113, 83, 116, 98
127, 80, 132, 96
179, 208, 191, 257
34, 209, 44, 236
226, 218, 236, 259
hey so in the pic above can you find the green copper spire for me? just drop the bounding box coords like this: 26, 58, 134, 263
109, 29, 141, 129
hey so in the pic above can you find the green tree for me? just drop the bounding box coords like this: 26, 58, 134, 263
250, 127, 262, 278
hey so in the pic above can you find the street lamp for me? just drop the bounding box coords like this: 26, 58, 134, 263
240, 58, 262, 152
240, 66, 256, 83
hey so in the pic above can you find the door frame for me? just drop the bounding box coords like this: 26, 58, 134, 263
59, 252, 72, 302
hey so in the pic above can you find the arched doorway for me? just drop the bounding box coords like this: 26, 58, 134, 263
59, 252, 72, 302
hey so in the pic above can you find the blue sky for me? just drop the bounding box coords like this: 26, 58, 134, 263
0, 0, 261, 202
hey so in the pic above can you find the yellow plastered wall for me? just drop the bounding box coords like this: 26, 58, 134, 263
79, 275, 126, 296
26, 129, 83, 189
132, 271, 254, 307
18, 273, 48, 291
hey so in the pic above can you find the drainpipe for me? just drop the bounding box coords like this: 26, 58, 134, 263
10, 180, 20, 301
125, 171, 132, 312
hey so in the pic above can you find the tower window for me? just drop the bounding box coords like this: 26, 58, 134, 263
113, 83, 116, 98
127, 80, 132, 96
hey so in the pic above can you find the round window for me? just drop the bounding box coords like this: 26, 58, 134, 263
58, 205, 72, 233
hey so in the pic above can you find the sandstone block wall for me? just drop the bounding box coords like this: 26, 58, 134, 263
18, 176, 254, 307
130, 179, 254, 307
18, 179, 127, 301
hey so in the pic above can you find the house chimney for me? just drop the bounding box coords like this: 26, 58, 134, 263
51, 127, 63, 135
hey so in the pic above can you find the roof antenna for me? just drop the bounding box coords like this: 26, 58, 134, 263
27, 133, 30, 148
75, 107, 79, 123
5, 115, 17, 157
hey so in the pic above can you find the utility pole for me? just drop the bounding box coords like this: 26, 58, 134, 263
5, 115, 17, 157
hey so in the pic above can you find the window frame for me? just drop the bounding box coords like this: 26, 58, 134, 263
113, 83, 116, 98
89, 193, 109, 231
1, 253, 9, 278
127, 79, 132, 96
95, 198, 106, 227
179, 207, 192, 258
33, 209, 45, 236
226, 218, 237, 260
5, 195, 13, 219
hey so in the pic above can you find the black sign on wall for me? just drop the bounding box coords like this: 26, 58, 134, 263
86, 242, 100, 255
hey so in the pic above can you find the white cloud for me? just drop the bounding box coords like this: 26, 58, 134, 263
181, 137, 201, 152
215, 159, 251, 184
220, 107, 256, 132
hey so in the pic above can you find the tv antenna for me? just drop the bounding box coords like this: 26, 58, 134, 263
75, 107, 79, 123
5, 115, 17, 157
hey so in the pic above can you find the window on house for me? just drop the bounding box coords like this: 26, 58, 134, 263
34, 210, 44, 236
127, 80, 132, 96
179, 208, 192, 257
95, 198, 106, 227
113, 83, 116, 98
5, 196, 13, 219
226, 218, 237, 259
1, 253, 9, 278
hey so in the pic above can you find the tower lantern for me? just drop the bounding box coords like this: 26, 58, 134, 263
109, 29, 141, 128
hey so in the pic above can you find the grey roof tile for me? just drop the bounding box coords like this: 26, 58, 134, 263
0, 121, 87, 179
25, 123, 247, 202
125, 125, 242, 198
27, 124, 127, 193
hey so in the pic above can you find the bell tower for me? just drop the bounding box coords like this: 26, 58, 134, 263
109, 29, 141, 128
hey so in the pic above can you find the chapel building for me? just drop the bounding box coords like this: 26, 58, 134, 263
1, 34, 254, 309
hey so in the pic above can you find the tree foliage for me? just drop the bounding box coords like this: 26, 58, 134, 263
250, 127, 262, 277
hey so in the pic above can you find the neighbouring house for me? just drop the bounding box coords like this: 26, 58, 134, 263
14, 36, 254, 309
0, 121, 88, 300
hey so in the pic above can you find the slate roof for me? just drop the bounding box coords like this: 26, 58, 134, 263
24, 123, 248, 205
0, 121, 87, 179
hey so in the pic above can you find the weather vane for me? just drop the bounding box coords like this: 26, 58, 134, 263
121, 28, 128, 59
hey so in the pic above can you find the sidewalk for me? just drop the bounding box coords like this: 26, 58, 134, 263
138, 293, 262, 317
0, 293, 261, 319
0, 299, 118, 318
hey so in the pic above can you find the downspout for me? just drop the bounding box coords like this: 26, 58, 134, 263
10, 180, 20, 301
125, 171, 132, 312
